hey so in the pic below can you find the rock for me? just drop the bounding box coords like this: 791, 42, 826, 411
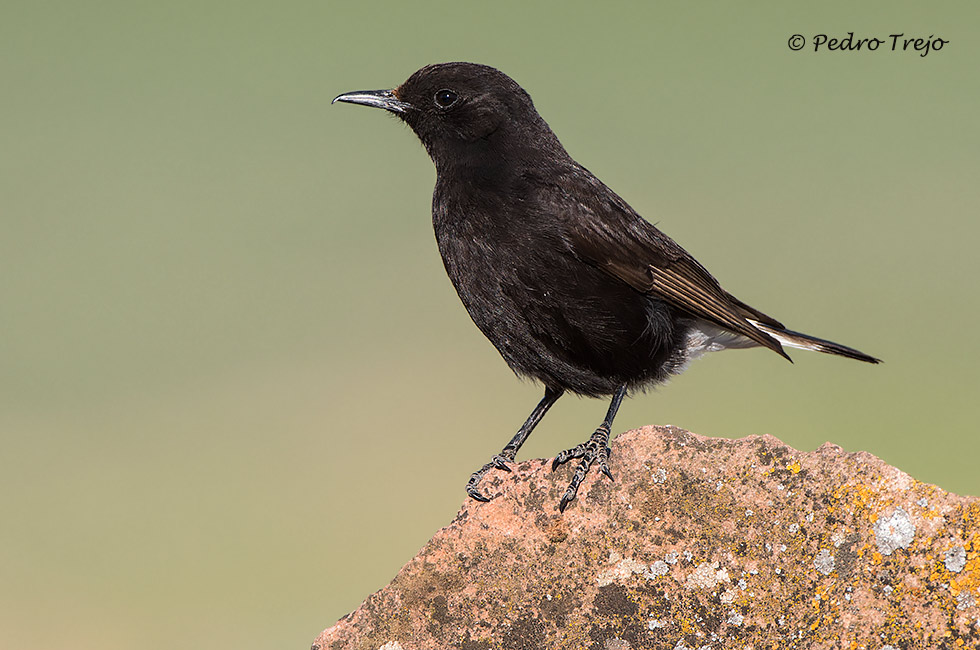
314, 426, 980, 649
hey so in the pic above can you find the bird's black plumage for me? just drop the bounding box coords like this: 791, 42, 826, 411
334, 62, 879, 511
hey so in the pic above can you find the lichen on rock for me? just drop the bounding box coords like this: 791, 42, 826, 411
314, 426, 980, 650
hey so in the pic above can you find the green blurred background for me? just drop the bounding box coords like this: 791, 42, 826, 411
1, 1, 977, 648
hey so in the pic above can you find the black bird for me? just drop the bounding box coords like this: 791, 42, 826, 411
333, 62, 879, 512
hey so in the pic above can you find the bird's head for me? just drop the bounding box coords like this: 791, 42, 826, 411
333, 62, 562, 171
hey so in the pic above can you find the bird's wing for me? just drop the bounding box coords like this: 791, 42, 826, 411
553, 174, 789, 358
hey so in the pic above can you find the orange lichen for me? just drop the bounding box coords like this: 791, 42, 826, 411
315, 428, 980, 650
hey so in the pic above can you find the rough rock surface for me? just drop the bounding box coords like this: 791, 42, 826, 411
315, 426, 980, 649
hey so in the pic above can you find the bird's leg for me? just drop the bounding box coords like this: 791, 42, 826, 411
466, 386, 563, 502
552, 384, 628, 512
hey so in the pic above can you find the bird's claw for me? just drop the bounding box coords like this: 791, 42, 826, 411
551, 443, 586, 471
600, 462, 615, 482
465, 454, 513, 503
466, 485, 492, 502
553, 425, 614, 512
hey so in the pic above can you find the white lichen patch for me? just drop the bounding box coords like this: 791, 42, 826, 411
604, 638, 631, 650
814, 549, 835, 576
378, 643, 404, 650
726, 610, 744, 626
685, 561, 730, 590
957, 592, 976, 611
597, 556, 649, 587
645, 560, 670, 578
651, 468, 667, 483
874, 507, 915, 556
945, 545, 967, 573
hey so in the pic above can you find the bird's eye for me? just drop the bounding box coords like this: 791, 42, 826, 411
434, 89, 459, 108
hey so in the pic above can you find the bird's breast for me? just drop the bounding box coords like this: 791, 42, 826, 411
429, 191, 684, 395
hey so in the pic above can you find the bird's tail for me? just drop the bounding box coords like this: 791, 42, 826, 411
748, 320, 881, 364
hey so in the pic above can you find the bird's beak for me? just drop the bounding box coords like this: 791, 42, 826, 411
331, 89, 412, 114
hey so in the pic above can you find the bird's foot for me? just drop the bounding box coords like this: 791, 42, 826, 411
551, 424, 614, 512
465, 454, 513, 502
